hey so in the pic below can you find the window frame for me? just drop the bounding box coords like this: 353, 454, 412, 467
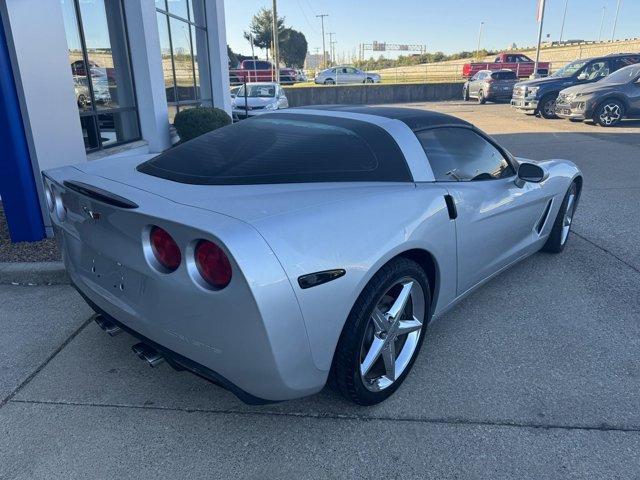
70, 0, 141, 153
155, 0, 213, 118
413, 125, 517, 183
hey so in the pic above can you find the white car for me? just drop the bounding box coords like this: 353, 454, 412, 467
314, 66, 381, 85
231, 82, 288, 119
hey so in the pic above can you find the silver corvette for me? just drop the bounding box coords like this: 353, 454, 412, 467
43, 106, 582, 406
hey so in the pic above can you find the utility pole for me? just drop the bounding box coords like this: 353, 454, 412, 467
316, 14, 328, 68
533, 0, 546, 78
272, 0, 280, 83
328, 33, 336, 64
598, 6, 606, 42
559, 0, 569, 43
475, 21, 485, 60
330, 41, 337, 66
611, 0, 622, 42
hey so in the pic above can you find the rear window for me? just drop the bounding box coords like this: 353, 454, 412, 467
491, 71, 517, 80
137, 113, 412, 185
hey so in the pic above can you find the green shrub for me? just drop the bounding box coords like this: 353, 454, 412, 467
173, 107, 231, 142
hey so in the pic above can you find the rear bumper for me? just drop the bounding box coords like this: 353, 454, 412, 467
43, 169, 328, 403
76, 286, 274, 404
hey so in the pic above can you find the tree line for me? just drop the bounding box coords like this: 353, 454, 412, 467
354, 49, 499, 70
229, 8, 308, 69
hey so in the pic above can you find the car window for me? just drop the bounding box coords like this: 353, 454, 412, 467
492, 71, 517, 80
415, 127, 514, 182
494, 56, 502, 63
346, 68, 357, 74
614, 56, 640, 71
580, 61, 610, 80
254, 61, 271, 70
137, 113, 412, 185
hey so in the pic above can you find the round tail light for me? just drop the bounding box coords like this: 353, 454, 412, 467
150, 226, 181, 272
194, 240, 232, 289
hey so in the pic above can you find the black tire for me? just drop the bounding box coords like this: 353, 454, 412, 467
365, 77, 374, 84
463, 87, 470, 101
331, 257, 431, 405
77, 94, 88, 108
594, 99, 625, 127
477, 90, 486, 104
541, 181, 579, 253
538, 94, 558, 119
324, 78, 335, 85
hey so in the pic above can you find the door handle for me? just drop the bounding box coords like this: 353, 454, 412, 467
444, 195, 457, 220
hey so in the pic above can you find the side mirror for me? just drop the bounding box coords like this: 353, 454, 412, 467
515, 162, 546, 187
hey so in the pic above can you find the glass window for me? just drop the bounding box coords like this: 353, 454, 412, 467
415, 127, 514, 182
580, 61, 610, 80
491, 71, 517, 80
61, 0, 140, 152
156, 2, 212, 122
137, 114, 412, 185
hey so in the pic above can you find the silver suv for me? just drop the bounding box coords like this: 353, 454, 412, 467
463, 69, 519, 104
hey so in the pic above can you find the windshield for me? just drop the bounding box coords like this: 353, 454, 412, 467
551, 60, 588, 78
601, 65, 640, 84
236, 85, 276, 98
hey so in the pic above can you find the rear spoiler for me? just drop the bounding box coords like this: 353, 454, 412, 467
63, 180, 139, 209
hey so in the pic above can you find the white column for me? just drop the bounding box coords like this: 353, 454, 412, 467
123, 0, 171, 153
0, 0, 87, 233
204, 0, 231, 115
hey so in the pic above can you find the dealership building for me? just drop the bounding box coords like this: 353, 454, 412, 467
0, 0, 231, 242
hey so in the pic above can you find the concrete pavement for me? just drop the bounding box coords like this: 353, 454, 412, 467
1, 102, 639, 479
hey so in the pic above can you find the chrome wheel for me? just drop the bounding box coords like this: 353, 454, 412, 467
599, 103, 622, 126
561, 184, 577, 245
359, 277, 425, 392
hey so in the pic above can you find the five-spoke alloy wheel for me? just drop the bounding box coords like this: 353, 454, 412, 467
331, 257, 430, 405
595, 100, 624, 127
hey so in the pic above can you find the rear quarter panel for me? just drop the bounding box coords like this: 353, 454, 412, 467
251, 183, 457, 371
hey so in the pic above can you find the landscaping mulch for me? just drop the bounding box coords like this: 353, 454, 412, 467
0, 204, 61, 262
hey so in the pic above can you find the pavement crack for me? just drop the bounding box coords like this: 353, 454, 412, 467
572, 231, 640, 275
0, 316, 94, 409
9, 398, 640, 434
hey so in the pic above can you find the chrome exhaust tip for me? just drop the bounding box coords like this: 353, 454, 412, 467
94, 314, 122, 336
131, 342, 165, 368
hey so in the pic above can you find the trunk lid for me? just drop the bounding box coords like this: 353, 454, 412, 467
72, 153, 410, 224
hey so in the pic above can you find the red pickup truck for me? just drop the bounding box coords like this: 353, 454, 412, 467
462, 53, 550, 78
229, 60, 297, 85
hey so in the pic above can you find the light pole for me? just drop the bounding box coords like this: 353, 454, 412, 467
533, 0, 546, 78
598, 6, 606, 42
611, 0, 622, 42
272, 0, 280, 83
559, 0, 569, 43
328, 33, 336, 64
476, 21, 485, 60
316, 14, 328, 68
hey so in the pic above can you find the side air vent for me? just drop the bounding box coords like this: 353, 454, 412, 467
536, 199, 553, 234
63, 180, 139, 209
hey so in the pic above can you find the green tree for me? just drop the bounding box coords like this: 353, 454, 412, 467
279, 28, 308, 68
243, 8, 285, 58
227, 45, 239, 68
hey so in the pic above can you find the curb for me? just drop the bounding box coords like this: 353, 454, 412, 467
0, 262, 69, 286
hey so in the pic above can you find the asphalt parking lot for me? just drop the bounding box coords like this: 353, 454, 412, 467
2, 102, 640, 479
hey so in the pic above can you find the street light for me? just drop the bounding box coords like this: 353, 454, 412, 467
611, 0, 622, 42
476, 21, 485, 61
559, 0, 569, 43
598, 6, 606, 42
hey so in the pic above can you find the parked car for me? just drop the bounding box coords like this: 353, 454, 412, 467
555, 64, 640, 127
511, 53, 640, 119
314, 66, 380, 85
229, 59, 297, 85
295, 69, 308, 82
463, 69, 519, 104
231, 82, 288, 119
462, 52, 550, 79
44, 106, 582, 406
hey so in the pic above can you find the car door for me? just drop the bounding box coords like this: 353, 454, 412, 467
414, 126, 550, 295
469, 72, 484, 96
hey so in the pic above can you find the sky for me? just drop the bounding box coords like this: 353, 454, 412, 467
224, 0, 639, 60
